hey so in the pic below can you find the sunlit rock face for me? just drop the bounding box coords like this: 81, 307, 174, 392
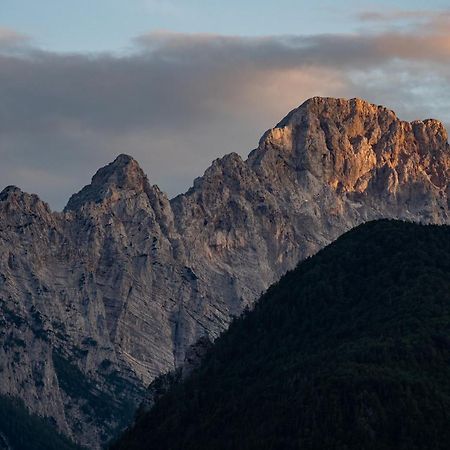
0, 97, 448, 448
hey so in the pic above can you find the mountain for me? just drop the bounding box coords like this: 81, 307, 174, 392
112, 220, 450, 450
0, 395, 81, 450
0, 97, 449, 447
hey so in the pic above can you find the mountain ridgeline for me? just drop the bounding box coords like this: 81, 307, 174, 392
113, 220, 450, 450
0, 97, 449, 447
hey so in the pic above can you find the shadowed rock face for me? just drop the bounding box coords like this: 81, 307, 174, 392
0, 97, 448, 448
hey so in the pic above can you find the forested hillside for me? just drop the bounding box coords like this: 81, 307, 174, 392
0, 395, 82, 450
113, 220, 450, 450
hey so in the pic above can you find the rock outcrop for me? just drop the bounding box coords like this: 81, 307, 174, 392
0, 97, 448, 448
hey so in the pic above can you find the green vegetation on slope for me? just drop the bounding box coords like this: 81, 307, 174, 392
51, 351, 140, 445
0, 395, 82, 450
112, 220, 450, 450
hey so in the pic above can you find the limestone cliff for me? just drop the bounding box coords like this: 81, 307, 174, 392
0, 97, 448, 448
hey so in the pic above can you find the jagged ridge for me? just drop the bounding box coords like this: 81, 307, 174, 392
0, 97, 448, 448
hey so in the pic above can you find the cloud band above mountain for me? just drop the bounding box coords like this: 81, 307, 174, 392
0, 13, 449, 209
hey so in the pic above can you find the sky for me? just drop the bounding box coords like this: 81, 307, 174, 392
0, 0, 450, 209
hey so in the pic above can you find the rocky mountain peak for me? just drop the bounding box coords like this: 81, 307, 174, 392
64, 153, 152, 211
272, 97, 391, 128
0, 185, 51, 216
411, 118, 449, 148
0, 185, 23, 201
250, 97, 449, 198
89, 153, 149, 193
0, 97, 449, 449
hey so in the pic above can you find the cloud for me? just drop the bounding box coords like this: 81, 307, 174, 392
0, 19, 449, 210
356, 8, 450, 36
0, 27, 30, 51
358, 10, 436, 22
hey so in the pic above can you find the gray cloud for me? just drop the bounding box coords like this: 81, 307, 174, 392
0, 20, 449, 210
358, 10, 438, 22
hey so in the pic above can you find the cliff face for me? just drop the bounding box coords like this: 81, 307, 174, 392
0, 97, 448, 448
111, 220, 450, 450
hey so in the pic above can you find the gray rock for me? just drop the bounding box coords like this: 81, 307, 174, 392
0, 97, 448, 448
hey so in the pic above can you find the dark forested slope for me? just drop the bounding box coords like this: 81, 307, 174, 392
0, 395, 82, 450
113, 220, 450, 450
